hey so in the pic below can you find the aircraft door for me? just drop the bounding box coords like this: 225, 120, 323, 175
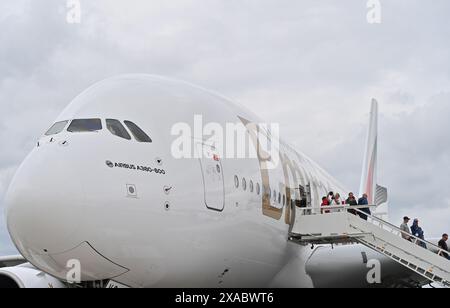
296, 184, 312, 215
196, 143, 225, 212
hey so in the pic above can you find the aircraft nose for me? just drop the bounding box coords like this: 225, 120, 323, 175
5, 147, 84, 256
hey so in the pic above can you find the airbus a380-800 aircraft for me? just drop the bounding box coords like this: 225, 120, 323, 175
0, 75, 436, 288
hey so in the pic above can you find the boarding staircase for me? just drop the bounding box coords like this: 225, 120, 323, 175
289, 205, 450, 287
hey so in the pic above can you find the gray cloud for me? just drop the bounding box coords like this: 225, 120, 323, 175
1, 0, 450, 254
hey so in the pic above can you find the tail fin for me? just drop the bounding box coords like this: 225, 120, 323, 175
359, 99, 379, 204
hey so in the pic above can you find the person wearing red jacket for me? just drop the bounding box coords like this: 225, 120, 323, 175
321, 196, 330, 214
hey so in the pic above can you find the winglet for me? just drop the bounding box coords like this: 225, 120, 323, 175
359, 99, 378, 204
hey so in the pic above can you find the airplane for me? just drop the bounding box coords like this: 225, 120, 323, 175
0, 74, 442, 288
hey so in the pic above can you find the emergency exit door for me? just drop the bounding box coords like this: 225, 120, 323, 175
196, 143, 225, 211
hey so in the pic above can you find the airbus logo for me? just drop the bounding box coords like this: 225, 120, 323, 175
105, 161, 166, 175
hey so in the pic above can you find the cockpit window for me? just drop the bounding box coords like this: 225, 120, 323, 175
106, 119, 131, 140
124, 121, 152, 143
45, 121, 68, 136
67, 119, 102, 133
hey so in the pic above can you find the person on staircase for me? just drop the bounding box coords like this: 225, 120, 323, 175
327, 192, 334, 205
331, 193, 343, 213
438, 234, 449, 260
400, 216, 412, 241
321, 197, 330, 214
358, 193, 371, 221
346, 192, 358, 215
410, 219, 427, 249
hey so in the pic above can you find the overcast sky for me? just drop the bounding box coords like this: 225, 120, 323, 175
1, 0, 450, 255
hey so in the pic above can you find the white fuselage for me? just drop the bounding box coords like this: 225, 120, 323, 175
4, 75, 415, 288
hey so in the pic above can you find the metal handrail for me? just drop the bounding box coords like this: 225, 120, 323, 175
296, 204, 377, 213
352, 207, 447, 257
297, 204, 449, 259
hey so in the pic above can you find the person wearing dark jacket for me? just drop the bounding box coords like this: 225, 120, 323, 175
438, 234, 449, 260
411, 219, 427, 249
346, 192, 358, 215
358, 193, 371, 220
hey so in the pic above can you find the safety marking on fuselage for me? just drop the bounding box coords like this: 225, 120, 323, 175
164, 186, 172, 194
126, 184, 138, 198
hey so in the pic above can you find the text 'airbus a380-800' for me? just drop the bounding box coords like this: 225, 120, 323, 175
0, 75, 448, 288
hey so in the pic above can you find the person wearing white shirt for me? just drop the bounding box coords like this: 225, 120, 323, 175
400, 216, 412, 241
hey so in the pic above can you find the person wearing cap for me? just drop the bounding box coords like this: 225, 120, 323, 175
400, 217, 412, 241
411, 218, 427, 249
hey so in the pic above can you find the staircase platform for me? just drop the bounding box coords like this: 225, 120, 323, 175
289, 233, 371, 245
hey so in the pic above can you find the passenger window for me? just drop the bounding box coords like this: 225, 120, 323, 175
124, 121, 152, 143
256, 183, 261, 195
67, 119, 102, 133
45, 121, 68, 136
249, 180, 254, 193
242, 178, 247, 191
106, 119, 131, 140
234, 176, 239, 188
